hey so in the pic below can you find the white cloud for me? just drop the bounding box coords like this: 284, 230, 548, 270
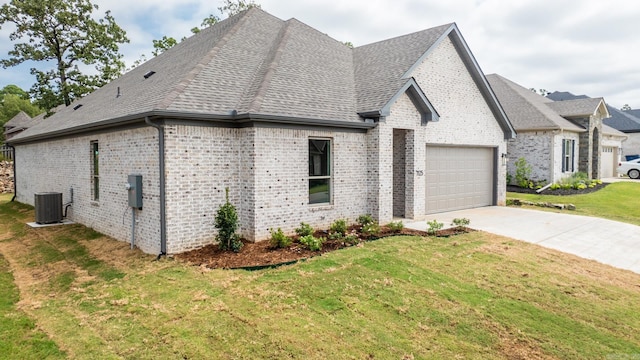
1, 0, 639, 108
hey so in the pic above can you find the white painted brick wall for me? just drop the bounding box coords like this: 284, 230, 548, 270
395, 34, 508, 207
15, 127, 162, 254
552, 132, 580, 182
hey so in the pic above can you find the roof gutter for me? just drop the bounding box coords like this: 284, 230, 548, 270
8, 110, 377, 145
6, 144, 16, 202
144, 116, 167, 259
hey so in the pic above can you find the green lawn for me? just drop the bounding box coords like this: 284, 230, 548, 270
508, 181, 640, 226
0, 193, 639, 359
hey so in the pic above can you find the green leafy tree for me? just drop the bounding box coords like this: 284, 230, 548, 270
147, 0, 258, 58
152, 36, 179, 56
0, 0, 129, 112
0, 85, 30, 100
218, 0, 261, 17
0, 85, 43, 142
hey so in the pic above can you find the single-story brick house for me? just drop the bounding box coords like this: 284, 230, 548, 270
548, 91, 640, 160
8, 9, 515, 255
487, 74, 624, 183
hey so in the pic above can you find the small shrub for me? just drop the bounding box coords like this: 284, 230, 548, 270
361, 221, 381, 238
426, 219, 443, 235
514, 157, 532, 188
387, 221, 404, 233
343, 231, 360, 246
506, 172, 513, 185
299, 235, 324, 251
214, 188, 243, 253
295, 222, 314, 237
451, 218, 470, 228
550, 183, 561, 190
269, 228, 292, 249
329, 218, 348, 236
356, 214, 374, 226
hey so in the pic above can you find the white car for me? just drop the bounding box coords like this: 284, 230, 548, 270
617, 158, 640, 179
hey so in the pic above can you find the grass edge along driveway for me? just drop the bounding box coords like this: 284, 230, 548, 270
507, 181, 640, 226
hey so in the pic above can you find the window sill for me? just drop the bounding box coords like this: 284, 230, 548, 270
309, 203, 333, 211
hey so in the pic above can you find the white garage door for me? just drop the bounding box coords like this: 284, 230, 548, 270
601, 147, 615, 178
425, 146, 494, 214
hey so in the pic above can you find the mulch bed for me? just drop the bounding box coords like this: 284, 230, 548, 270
175, 226, 471, 270
507, 183, 608, 196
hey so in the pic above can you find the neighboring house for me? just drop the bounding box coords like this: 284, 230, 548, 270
548, 91, 639, 159
487, 74, 614, 183
600, 124, 629, 177
8, 9, 514, 255
3, 111, 35, 140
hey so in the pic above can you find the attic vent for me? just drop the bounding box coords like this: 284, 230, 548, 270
143, 71, 156, 79
73, 104, 83, 110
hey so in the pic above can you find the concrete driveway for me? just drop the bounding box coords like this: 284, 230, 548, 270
405, 206, 640, 274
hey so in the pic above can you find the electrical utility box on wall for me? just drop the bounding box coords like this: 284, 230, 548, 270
127, 174, 143, 209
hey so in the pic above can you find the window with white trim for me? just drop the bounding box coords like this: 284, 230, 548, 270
309, 139, 331, 204
91, 141, 99, 201
562, 139, 575, 173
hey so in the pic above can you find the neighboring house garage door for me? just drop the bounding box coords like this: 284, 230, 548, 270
601, 147, 615, 178
425, 146, 494, 214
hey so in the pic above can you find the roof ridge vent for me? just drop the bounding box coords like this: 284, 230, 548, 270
143, 71, 156, 79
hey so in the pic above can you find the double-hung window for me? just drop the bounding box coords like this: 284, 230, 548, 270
309, 139, 331, 204
562, 139, 575, 173
91, 141, 99, 201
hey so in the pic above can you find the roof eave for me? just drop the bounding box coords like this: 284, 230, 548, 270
7, 110, 377, 145
376, 79, 440, 123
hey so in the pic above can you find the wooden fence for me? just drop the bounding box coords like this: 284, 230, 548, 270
0, 144, 13, 160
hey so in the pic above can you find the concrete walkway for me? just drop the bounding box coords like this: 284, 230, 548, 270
405, 206, 640, 274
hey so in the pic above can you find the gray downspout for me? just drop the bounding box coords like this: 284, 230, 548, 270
144, 117, 167, 258
7, 144, 16, 202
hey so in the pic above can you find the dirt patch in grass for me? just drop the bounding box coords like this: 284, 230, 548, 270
176, 226, 471, 269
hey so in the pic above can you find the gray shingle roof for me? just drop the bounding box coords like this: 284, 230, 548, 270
602, 123, 627, 138
9, 8, 513, 143
545, 98, 607, 118
353, 24, 451, 115
486, 74, 584, 132
3, 111, 31, 130
549, 91, 640, 132
624, 109, 640, 119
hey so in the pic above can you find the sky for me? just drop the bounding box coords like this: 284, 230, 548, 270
1, 0, 639, 109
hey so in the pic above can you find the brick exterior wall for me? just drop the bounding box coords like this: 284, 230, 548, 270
507, 131, 554, 183
407, 35, 508, 207
507, 130, 582, 184
552, 132, 581, 182
15, 127, 163, 255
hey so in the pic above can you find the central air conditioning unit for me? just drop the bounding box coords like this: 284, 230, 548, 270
34, 192, 63, 224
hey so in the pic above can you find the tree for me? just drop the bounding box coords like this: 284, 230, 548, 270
0, 85, 43, 142
529, 88, 549, 96
146, 1, 258, 60
621, 104, 632, 111
218, 0, 261, 17
0, 85, 30, 100
0, 0, 129, 112
152, 36, 179, 56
